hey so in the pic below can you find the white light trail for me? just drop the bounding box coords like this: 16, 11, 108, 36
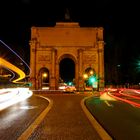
0, 88, 33, 111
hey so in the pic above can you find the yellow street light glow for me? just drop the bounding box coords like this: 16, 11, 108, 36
83, 73, 88, 79
0, 58, 26, 83
89, 70, 94, 75
43, 73, 48, 78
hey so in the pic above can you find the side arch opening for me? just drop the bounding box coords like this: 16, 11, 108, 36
38, 67, 49, 90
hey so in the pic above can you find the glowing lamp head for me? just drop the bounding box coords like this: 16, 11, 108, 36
43, 73, 48, 78
83, 73, 88, 79
89, 70, 94, 75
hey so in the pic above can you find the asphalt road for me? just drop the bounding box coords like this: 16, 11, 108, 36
85, 95, 140, 140
28, 93, 102, 140
0, 95, 49, 140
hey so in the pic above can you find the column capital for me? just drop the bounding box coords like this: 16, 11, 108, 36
97, 41, 105, 45
51, 48, 57, 52
78, 48, 84, 52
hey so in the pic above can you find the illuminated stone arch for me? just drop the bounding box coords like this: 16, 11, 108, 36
29, 22, 104, 91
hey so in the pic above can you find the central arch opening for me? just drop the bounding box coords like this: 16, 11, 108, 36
59, 58, 75, 84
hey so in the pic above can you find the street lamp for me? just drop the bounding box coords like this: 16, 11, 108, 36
89, 70, 94, 75
42, 72, 48, 84
83, 68, 98, 91
83, 73, 88, 79
43, 73, 48, 78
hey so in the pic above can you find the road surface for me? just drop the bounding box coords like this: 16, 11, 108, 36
0, 94, 49, 140
28, 93, 102, 140
85, 89, 140, 140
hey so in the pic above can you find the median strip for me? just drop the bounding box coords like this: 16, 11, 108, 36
81, 95, 112, 140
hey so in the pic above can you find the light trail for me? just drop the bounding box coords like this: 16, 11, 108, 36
0, 58, 25, 83
2, 67, 16, 82
0, 88, 33, 111
0, 39, 31, 76
0, 88, 19, 102
107, 91, 140, 108
119, 90, 140, 100
101, 88, 140, 108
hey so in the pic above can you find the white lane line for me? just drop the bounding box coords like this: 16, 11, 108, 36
104, 100, 113, 107
18, 95, 53, 140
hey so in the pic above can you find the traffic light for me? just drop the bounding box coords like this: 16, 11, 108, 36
87, 75, 98, 88
68, 82, 72, 86
88, 76, 96, 84
89, 76, 96, 83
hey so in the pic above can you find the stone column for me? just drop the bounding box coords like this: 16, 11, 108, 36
50, 48, 56, 90
29, 39, 36, 90
55, 62, 59, 90
98, 41, 104, 90
35, 42, 40, 90
78, 49, 84, 91
75, 61, 78, 91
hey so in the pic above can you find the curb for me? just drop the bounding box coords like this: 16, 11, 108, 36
18, 95, 53, 140
81, 95, 112, 140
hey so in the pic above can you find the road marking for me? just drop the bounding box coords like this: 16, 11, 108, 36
104, 100, 113, 107
17, 95, 53, 140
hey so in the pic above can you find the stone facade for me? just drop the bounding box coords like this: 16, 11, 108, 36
29, 22, 104, 91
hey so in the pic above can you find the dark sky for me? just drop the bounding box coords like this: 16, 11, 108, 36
0, 0, 140, 83
0, 0, 139, 47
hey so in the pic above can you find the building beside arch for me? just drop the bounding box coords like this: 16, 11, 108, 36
29, 22, 104, 91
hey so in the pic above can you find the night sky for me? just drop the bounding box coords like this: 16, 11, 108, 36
0, 0, 140, 84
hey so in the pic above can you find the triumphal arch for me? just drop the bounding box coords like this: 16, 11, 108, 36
29, 22, 104, 91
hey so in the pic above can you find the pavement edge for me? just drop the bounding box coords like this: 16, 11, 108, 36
81, 95, 113, 140
17, 95, 53, 140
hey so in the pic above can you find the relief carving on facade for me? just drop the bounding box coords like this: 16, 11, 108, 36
38, 55, 50, 62
84, 54, 97, 63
